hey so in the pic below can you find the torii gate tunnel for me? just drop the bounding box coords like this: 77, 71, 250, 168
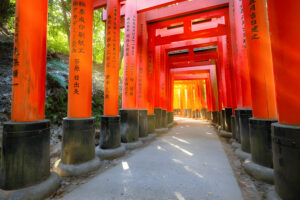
1, 0, 300, 199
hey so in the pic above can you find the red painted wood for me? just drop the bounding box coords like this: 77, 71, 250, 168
243, 0, 277, 120
103, 0, 120, 116
68, 0, 94, 118
267, 0, 300, 125
136, 12, 148, 110
11, 0, 48, 122
122, 0, 138, 109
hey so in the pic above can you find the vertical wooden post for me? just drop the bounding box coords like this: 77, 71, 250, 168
266, 1, 300, 199
122, 0, 138, 109
11, 0, 48, 122
68, 0, 93, 118
103, 0, 121, 116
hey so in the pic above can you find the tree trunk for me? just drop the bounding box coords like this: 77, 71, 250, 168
60, 0, 70, 46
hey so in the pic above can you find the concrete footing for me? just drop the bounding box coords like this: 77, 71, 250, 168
243, 159, 274, 184
219, 129, 232, 138
95, 144, 126, 160
53, 157, 101, 177
266, 188, 282, 200
140, 133, 157, 143
0, 173, 60, 200
235, 147, 251, 161
123, 140, 143, 150
155, 127, 168, 134
232, 141, 241, 149
168, 122, 174, 128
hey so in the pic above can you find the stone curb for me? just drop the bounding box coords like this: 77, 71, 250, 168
140, 133, 157, 143
53, 157, 101, 177
243, 159, 274, 184
96, 144, 126, 160
235, 147, 251, 161
123, 140, 143, 150
0, 173, 60, 200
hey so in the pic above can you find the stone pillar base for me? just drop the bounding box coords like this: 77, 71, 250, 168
235, 147, 251, 161
0, 173, 60, 200
272, 123, 300, 200
138, 109, 148, 138
54, 157, 101, 177
123, 140, 143, 150
231, 115, 236, 140
234, 109, 241, 143
249, 118, 277, 168
219, 129, 232, 138
100, 116, 121, 149
96, 143, 126, 160
155, 128, 168, 134
140, 133, 157, 143
147, 114, 156, 134
161, 109, 168, 128
120, 109, 139, 143
1, 120, 51, 190
53, 117, 100, 177
243, 159, 274, 184
224, 108, 233, 132
154, 108, 162, 129
239, 108, 252, 153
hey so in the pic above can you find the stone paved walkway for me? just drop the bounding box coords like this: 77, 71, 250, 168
62, 117, 243, 200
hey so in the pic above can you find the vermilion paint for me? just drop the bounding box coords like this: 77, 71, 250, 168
243, 0, 277, 120
267, 0, 300, 125
67, 0, 93, 118
122, 0, 138, 109
11, 0, 48, 122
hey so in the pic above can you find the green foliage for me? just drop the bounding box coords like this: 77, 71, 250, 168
45, 59, 69, 124
47, 0, 70, 54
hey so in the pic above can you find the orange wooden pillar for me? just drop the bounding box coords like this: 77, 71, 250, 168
1, 0, 60, 192
230, 0, 253, 151
97, 0, 125, 157
159, 46, 168, 128
241, 0, 277, 171
180, 85, 185, 116
54, 0, 102, 176
136, 12, 149, 138
153, 46, 162, 128
147, 27, 156, 133
120, 0, 140, 143
266, 1, 300, 198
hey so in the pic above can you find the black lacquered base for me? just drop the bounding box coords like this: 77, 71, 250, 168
154, 108, 162, 129
187, 109, 192, 118
239, 109, 252, 153
147, 114, 156, 134
183, 109, 187, 117
235, 109, 241, 143
120, 109, 139, 143
272, 123, 300, 200
217, 111, 221, 126
212, 111, 218, 124
1, 120, 51, 190
138, 109, 148, 138
167, 111, 173, 124
161, 109, 168, 128
231, 115, 236, 140
201, 108, 207, 120
207, 111, 212, 120
221, 109, 225, 130
61, 117, 95, 165
100, 115, 121, 149
249, 118, 277, 168
225, 108, 233, 132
